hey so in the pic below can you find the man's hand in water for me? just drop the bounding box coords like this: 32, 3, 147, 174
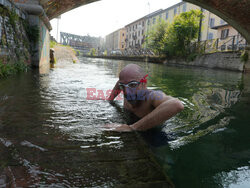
104, 124, 133, 132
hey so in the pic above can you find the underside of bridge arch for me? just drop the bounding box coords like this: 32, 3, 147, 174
41, 0, 250, 43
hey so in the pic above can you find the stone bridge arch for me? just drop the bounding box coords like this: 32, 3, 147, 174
40, 0, 250, 43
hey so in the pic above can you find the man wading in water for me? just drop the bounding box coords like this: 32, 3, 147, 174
106, 64, 184, 132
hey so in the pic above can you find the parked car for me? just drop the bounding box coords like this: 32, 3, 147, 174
110, 50, 122, 56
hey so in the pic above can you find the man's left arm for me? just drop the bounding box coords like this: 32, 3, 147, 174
105, 92, 184, 132
130, 92, 184, 131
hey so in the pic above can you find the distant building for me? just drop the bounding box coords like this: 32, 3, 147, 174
125, 16, 147, 49
145, 2, 231, 41
105, 28, 126, 53
211, 24, 247, 50
145, 9, 163, 35
119, 28, 126, 51
106, 1, 246, 52
212, 24, 244, 39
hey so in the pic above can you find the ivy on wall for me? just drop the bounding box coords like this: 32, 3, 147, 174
0, 5, 31, 78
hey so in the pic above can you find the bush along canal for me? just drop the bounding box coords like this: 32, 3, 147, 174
0, 56, 250, 187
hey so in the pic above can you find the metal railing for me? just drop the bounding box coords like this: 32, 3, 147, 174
122, 47, 155, 56
191, 35, 248, 54
106, 47, 155, 56
105, 35, 247, 57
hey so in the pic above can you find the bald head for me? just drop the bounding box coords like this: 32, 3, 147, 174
119, 64, 146, 83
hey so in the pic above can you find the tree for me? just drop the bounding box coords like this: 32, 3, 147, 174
144, 19, 168, 56
89, 48, 96, 56
145, 10, 203, 58
165, 10, 203, 58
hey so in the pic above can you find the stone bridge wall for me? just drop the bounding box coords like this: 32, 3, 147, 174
0, 3, 31, 65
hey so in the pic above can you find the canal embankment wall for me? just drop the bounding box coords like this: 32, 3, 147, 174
166, 51, 245, 72
1, 0, 52, 71
0, 1, 31, 65
84, 51, 250, 72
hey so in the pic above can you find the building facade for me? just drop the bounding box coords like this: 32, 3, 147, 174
119, 28, 126, 51
145, 2, 227, 41
212, 24, 247, 50
125, 16, 147, 49
105, 1, 245, 52
105, 28, 126, 53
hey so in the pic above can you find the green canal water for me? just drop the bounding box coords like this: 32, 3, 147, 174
0, 57, 250, 187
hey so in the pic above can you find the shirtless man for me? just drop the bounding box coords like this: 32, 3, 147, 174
106, 64, 184, 132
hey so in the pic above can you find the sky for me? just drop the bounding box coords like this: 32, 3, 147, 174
50, 0, 181, 41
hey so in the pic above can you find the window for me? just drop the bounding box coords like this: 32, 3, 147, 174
221, 29, 229, 39
148, 20, 150, 25
208, 33, 213, 40
138, 31, 140, 36
153, 17, 156, 24
122, 33, 124, 37
159, 14, 162, 20
174, 8, 177, 15
142, 21, 144, 27
122, 45, 124, 48
142, 30, 144, 35
210, 18, 215, 28
136, 24, 137, 29
166, 12, 169, 19
183, 3, 187, 12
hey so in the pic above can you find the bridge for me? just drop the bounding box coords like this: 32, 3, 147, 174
60, 32, 101, 54
39, 0, 250, 44
2, 0, 249, 67
10, 0, 249, 68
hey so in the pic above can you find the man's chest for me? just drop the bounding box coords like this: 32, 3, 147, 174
124, 100, 154, 118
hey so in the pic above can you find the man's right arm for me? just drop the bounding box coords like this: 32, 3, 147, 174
108, 80, 121, 101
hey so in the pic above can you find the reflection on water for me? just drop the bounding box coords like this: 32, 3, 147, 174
0, 57, 249, 187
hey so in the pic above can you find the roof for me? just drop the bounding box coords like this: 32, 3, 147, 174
125, 16, 147, 27
145, 9, 164, 18
124, 2, 186, 26
125, 9, 167, 27
163, 2, 185, 12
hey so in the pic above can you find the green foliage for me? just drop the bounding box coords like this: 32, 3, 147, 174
89, 48, 96, 56
76, 50, 81, 56
187, 53, 198, 62
146, 10, 203, 58
145, 19, 168, 55
0, 6, 4, 14
0, 60, 28, 79
9, 9, 19, 30
50, 40, 57, 48
25, 24, 39, 43
240, 50, 249, 62
165, 10, 203, 58
103, 50, 107, 56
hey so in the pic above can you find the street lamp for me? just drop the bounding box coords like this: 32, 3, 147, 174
56, 16, 61, 42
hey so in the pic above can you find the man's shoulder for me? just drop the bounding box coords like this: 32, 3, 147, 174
147, 90, 167, 100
